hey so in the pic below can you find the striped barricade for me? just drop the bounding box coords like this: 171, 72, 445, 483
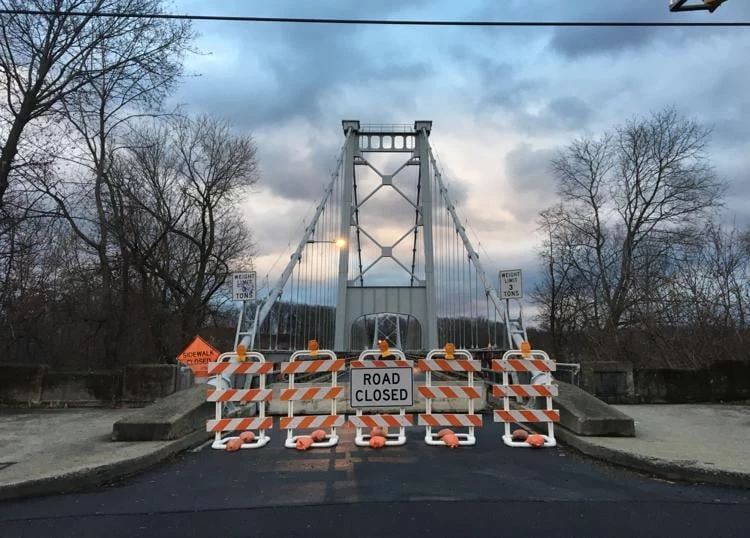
418, 349, 483, 446
206, 351, 273, 450
492, 349, 559, 448
349, 349, 414, 447
279, 349, 346, 449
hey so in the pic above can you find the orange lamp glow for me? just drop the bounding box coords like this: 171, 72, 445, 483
520, 341, 532, 357
308, 339, 319, 356
236, 344, 247, 362
444, 342, 456, 359
378, 339, 391, 357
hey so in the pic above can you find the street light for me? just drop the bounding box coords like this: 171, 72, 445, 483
306, 238, 347, 248
669, 0, 727, 12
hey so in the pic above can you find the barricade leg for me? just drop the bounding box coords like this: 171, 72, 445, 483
354, 408, 408, 447
211, 417, 272, 450
285, 424, 340, 449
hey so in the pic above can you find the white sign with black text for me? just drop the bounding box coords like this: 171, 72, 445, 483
232, 271, 257, 301
499, 269, 523, 299
350, 367, 413, 408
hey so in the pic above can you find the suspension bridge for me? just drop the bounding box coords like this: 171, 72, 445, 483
233, 120, 529, 359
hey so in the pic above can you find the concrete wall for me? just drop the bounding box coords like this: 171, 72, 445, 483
41, 371, 122, 405
0, 364, 194, 407
0, 364, 48, 405
581, 362, 636, 404
122, 365, 178, 402
581, 360, 750, 404
4, 359, 748, 407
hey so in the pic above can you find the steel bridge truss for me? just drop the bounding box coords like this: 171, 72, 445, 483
237, 120, 527, 353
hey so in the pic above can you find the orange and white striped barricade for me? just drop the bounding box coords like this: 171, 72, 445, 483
349, 349, 414, 447
279, 349, 347, 449
418, 348, 483, 446
206, 351, 273, 449
492, 349, 559, 448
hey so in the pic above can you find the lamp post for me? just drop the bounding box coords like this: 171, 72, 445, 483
669, 0, 727, 12
306, 238, 347, 248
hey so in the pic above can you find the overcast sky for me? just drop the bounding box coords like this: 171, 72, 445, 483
170, 0, 750, 308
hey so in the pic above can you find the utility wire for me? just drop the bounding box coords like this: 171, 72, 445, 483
0, 9, 749, 27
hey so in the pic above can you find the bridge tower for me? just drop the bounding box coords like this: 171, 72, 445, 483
334, 121, 438, 351
237, 119, 522, 355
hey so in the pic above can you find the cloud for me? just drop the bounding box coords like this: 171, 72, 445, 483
174, 0, 438, 128
546, 0, 750, 59
167, 0, 750, 312
549, 27, 660, 59
509, 96, 594, 135
253, 121, 342, 202
505, 143, 559, 196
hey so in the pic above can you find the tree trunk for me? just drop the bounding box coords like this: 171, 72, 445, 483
0, 104, 33, 209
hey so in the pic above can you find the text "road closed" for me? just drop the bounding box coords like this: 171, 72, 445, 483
350, 367, 413, 408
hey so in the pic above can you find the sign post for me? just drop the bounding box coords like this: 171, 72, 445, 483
232, 271, 257, 301
499, 269, 523, 299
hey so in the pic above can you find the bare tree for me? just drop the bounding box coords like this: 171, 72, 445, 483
0, 0, 188, 211
111, 115, 259, 358
35, 1, 193, 360
547, 107, 724, 340
534, 205, 578, 357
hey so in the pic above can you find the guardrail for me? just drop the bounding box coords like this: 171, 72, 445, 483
427, 363, 582, 389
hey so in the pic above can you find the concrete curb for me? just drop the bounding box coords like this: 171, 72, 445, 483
0, 430, 211, 502
486, 394, 749, 489
0, 400, 258, 502
554, 426, 750, 489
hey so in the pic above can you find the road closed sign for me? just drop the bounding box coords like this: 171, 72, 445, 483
350, 367, 413, 408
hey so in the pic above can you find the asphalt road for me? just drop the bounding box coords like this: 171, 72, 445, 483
1, 422, 748, 538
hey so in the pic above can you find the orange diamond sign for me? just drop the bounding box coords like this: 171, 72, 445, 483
177, 335, 220, 378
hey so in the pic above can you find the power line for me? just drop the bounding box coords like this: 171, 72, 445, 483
0, 9, 749, 27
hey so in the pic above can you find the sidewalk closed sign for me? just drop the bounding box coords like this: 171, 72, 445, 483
350, 367, 413, 408
177, 335, 220, 379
